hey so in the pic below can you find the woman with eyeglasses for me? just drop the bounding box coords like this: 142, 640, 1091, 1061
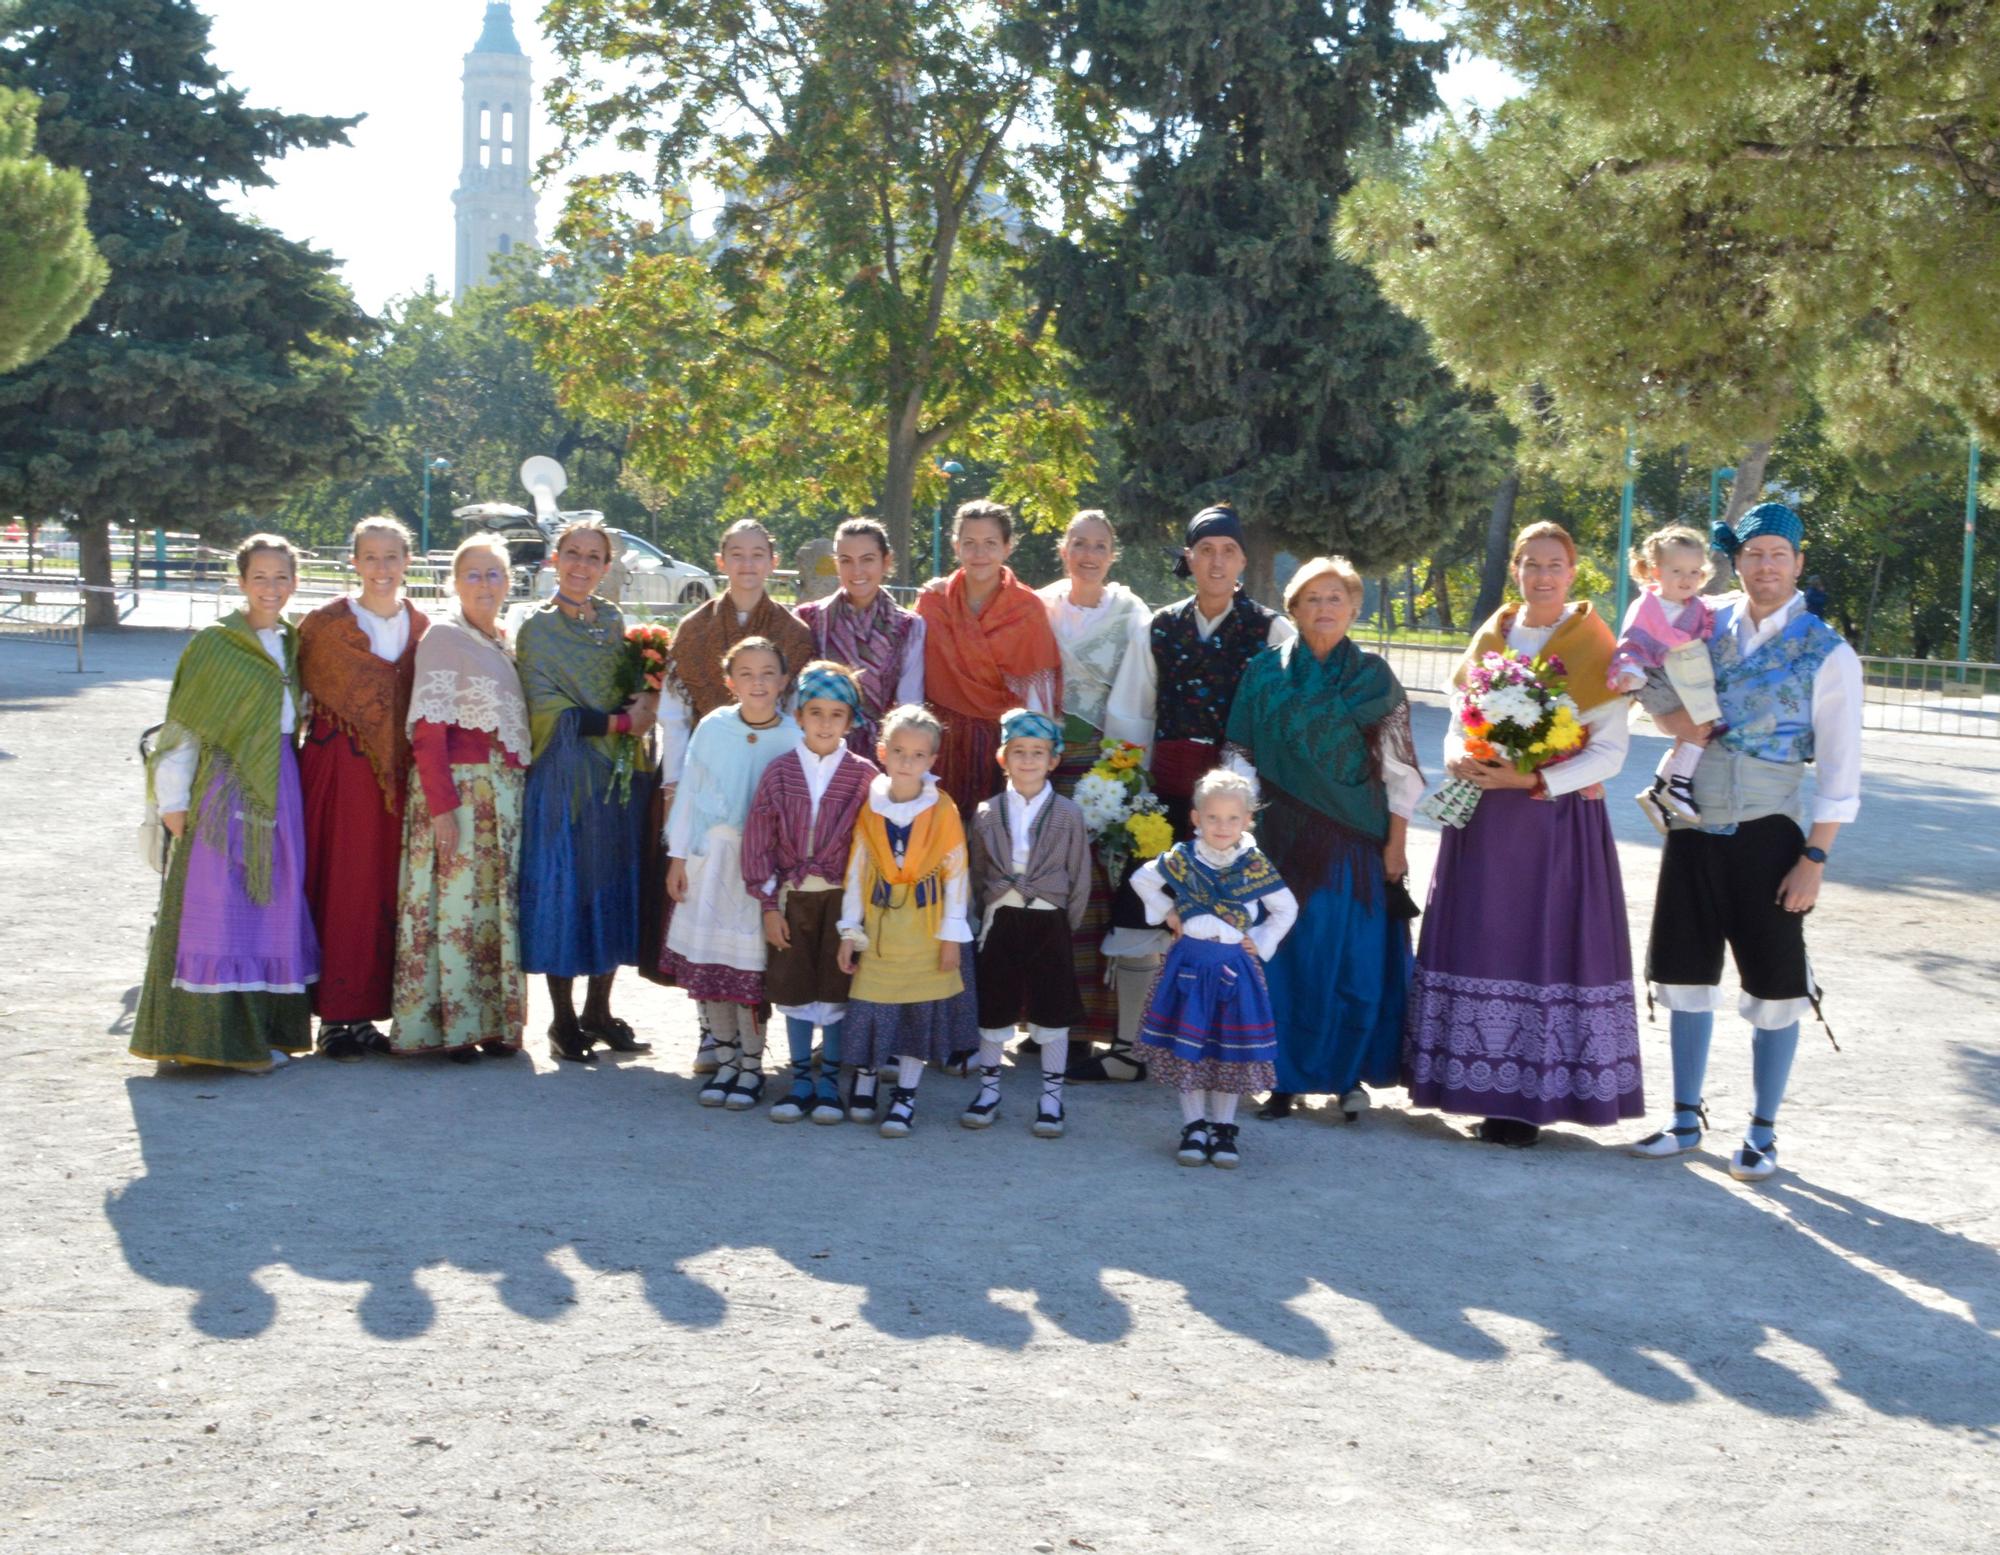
386, 534, 534, 1059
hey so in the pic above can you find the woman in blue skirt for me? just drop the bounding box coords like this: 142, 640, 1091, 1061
516, 519, 660, 1062
1131, 769, 1298, 1169
1222, 555, 1421, 1124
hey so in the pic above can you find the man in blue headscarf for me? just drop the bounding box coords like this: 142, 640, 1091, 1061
1629, 502, 1862, 1182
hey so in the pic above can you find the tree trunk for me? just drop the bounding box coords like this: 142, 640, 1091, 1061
1426, 553, 1455, 631
1402, 565, 1418, 628
1861, 552, 1886, 656
1242, 522, 1279, 609
1472, 470, 1520, 622
881, 410, 921, 579
78, 521, 118, 629
1707, 440, 1774, 593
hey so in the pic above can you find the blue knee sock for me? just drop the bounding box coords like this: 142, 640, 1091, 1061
1668, 1010, 1714, 1134
1748, 1022, 1800, 1148
818, 1019, 842, 1070
785, 1016, 815, 1067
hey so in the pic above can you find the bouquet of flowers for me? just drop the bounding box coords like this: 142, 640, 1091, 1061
1071, 739, 1174, 880
1419, 650, 1586, 828
608, 622, 674, 797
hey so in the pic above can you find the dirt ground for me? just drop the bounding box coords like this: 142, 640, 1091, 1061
2, 625, 1996, 1555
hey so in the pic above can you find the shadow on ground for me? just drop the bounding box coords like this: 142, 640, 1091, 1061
105, 1057, 2000, 1433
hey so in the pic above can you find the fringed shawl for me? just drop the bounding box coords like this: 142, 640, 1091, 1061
1456, 602, 1621, 713
298, 597, 427, 810
1158, 841, 1288, 934
1225, 637, 1414, 897
797, 589, 919, 736
405, 609, 531, 765
148, 611, 297, 904
916, 567, 1062, 719
855, 788, 967, 943
516, 597, 630, 761
669, 593, 816, 718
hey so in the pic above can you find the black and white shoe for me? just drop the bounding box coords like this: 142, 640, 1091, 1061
847, 1069, 880, 1124
960, 1065, 1002, 1129
879, 1085, 918, 1139
1627, 1099, 1708, 1158
1207, 1123, 1242, 1169
1729, 1117, 1780, 1182
1659, 773, 1701, 824
723, 1067, 765, 1112
1635, 783, 1672, 836
697, 1054, 739, 1108
1032, 1099, 1065, 1139
1176, 1122, 1211, 1167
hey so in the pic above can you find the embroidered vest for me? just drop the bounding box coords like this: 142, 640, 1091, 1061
1151, 596, 1276, 744
1711, 603, 1841, 765
1158, 840, 1286, 933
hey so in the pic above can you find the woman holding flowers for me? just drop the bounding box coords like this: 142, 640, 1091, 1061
1403, 522, 1643, 1147
517, 518, 661, 1063
388, 534, 531, 1060
1222, 556, 1422, 1122
1037, 509, 1158, 1079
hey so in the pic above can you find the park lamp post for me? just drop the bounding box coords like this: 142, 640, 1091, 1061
1613, 429, 1637, 625
930, 459, 965, 581
1959, 434, 1980, 667
419, 454, 452, 560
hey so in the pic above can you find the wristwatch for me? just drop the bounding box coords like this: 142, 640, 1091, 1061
1802, 845, 1829, 865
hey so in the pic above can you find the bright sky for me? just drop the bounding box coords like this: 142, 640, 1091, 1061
205, 1, 1520, 315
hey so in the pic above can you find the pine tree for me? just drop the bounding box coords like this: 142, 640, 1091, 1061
1024, 0, 1494, 591
0, 0, 377, 624
0, 83, 106, 372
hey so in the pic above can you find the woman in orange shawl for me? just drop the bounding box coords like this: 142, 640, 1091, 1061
298, 517, 428, 1059
916, 500, 1062, 818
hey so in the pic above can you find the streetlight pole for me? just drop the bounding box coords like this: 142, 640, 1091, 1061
1959, 435, 1980, 666
419, 454, 452, 560
1709, 465, 1738, 530
1613, 429, 1637, 625
930, 459, 964, 581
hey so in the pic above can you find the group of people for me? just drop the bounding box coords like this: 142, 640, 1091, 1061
131, 492, 1860, 1180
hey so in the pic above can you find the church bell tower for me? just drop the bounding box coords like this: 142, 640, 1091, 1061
452, 4, 537, 299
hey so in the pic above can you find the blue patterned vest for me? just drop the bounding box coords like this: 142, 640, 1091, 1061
1158, 841, 1287, 933
1711, 600, 1842, 764
1150, 595, 1277, 744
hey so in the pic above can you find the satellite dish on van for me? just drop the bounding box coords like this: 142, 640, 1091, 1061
519, 457, 568, 522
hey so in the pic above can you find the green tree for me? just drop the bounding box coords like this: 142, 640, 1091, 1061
0, 0, 375, 624
1021, 1, 1495, 595
0, 82, 105, 372
526, 1, 1105, 566
1338, 1, 2000, 483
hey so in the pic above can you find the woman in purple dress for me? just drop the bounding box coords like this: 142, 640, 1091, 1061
1402, 522, 1644, 1146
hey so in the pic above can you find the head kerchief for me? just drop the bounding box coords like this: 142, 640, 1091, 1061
1712, 502, 1804, 559
1174, 504, 1246, 579
999, 706, 1063, 757
797, 662, 862, 712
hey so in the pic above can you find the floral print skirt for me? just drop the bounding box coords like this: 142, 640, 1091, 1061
389, 755, 527, 1054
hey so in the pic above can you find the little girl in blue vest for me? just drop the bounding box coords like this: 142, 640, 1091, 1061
1130, 769, 1298, 1168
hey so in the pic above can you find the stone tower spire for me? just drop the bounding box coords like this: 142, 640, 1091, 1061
452, 4, 537, 299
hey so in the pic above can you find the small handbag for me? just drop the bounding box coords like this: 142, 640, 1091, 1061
1386, 875, 1421, 921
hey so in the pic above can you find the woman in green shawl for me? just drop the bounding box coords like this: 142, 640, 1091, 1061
516, 519, 660, 1062
132, 535, 321, 1071
1222, 556, 1422, 1121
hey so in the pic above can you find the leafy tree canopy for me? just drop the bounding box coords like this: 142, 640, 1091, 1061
1338, 0, 2000, 481
525, 0, 1106, 568
0, 82, 106, 372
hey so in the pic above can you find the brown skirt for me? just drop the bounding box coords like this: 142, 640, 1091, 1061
764, 888, 852, 1009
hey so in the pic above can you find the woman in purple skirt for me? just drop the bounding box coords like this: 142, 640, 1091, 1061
1403, 522, 1644, 1146
133, 535, 321, 1071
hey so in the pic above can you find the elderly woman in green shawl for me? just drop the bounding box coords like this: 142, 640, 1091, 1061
516, 519, 660, 1062
132, 535, 321, 1072
1221, 556, 1422, 1122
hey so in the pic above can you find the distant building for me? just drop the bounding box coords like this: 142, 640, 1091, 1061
452, 4, 537, 300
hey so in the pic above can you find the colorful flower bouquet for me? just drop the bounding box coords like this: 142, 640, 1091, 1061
1419, 650, 1585, 828
608, 622, 674, 797
1071, 739, 1173, 880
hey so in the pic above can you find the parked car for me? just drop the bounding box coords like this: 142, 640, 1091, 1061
532, 526, 716, 608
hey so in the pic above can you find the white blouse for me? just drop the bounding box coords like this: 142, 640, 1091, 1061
153, 626, 295, 814
348, 596, 410, 662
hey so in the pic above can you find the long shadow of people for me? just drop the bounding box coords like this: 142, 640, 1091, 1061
104, 1064, 2000, 1432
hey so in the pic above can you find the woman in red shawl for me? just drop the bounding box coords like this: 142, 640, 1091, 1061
916, 500, 1062, 818
298, 516, 429, 1059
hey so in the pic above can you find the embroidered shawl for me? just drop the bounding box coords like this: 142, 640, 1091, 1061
1609, 588, 1716, 686
405, 609, 531, 765
855, 786, 967, 941
515, 595, 630, 762
1158, 840, 1288, 934
149, 611, 298, 903
1038, 578, 1151, 740
298, 597, 426, 810
796, 589, 919, 736
1226, 636, 1412, 885
669, 592, 815, 718
1456, 602, 1620, 714
916, 566, 1062, 719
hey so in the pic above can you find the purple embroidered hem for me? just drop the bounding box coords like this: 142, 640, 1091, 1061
1402, 786, 1642, 1127
660, 950, 763, 1007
